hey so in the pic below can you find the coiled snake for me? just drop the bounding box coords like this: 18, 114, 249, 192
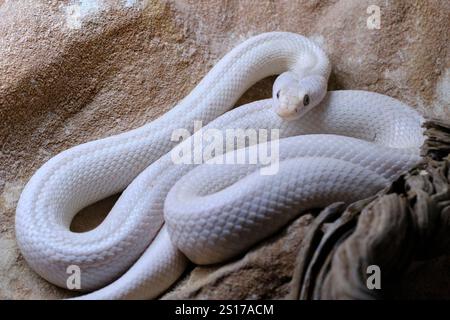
15, 32, 424, 299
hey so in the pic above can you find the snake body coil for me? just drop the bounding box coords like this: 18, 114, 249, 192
15, 32, 424, 299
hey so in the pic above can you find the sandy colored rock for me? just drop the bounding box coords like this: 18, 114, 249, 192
162, 214, 315, 299
0, 0, 449, 299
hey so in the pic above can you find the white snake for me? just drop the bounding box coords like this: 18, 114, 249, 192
15, 32, 424, 299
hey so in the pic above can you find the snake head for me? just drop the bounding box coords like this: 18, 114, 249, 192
273, 72, 327, 120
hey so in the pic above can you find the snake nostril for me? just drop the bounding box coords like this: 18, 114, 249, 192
276, 90, 280, 99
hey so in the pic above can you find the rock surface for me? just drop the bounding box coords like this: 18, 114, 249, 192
0, 0, 449, 299
161, 214, 316, 299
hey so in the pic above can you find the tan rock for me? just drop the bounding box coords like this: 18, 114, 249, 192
162, 214, 315, 300
0, 0, 448, 299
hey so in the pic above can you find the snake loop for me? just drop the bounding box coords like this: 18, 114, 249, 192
15, 32, 424, 299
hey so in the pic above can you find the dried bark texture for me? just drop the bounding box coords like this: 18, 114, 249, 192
290, 119, 450, 300
0, 0, 449, 299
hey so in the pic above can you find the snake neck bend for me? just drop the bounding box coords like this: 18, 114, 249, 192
164, 32, 331, 125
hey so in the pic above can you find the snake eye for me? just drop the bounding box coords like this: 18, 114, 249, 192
303, 94, 310, 106
276, 90, 280, 99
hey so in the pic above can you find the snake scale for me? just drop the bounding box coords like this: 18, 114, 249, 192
15, 32, 424, 299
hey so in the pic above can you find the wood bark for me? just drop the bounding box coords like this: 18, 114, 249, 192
290, 119, 450, 299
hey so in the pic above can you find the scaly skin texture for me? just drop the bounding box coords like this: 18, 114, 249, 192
15, 32, 423, 299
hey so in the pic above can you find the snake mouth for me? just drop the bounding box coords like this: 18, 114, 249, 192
274, 94, 298, 118
275, 107, 298, 120
275, 101, 304, 120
